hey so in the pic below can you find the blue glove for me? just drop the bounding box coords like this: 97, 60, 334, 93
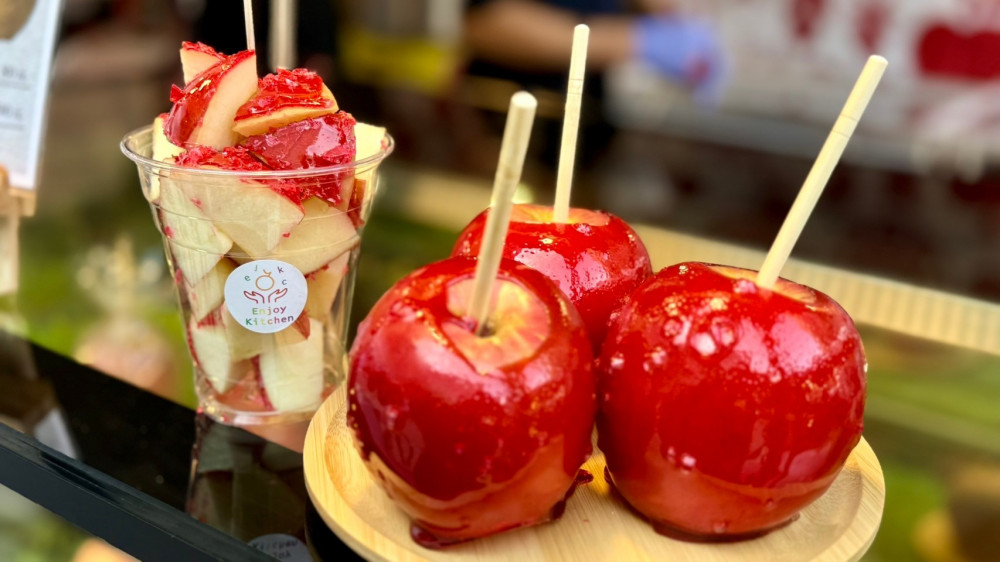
634, 15, 727, 105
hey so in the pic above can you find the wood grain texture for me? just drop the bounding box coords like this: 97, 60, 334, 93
304, 387, 885, 562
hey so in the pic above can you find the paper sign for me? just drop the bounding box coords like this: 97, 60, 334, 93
0, 0, 62, 189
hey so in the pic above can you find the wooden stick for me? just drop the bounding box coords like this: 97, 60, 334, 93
552, 24, 589, 224
270, 0, 296, 70
244, 0, 256, 52
756, 55, 888, 289
468, 92, 538, 335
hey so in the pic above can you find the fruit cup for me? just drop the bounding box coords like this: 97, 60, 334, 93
122, 125, 393, 425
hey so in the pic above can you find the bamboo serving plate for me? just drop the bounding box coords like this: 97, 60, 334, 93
304, 388, 885, 562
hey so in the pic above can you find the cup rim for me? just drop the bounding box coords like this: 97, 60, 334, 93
120, 124, 395, 179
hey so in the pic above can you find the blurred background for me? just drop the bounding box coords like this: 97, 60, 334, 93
3, 0, 1000, 560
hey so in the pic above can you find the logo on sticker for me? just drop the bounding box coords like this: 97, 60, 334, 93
225, 260, 307, 334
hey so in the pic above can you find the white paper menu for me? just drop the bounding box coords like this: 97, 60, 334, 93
0, 0, 62, 190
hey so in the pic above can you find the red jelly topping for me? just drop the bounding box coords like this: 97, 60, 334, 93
175, 145, 269, 171
242, 112, 356, 205
235, 68, 335, 120
181, 41, 225, 59
164, 50, 256, 145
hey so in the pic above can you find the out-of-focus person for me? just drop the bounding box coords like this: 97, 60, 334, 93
463, 0, 726, 103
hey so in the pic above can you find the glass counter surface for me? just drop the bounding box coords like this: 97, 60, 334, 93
0, 331, 362, 561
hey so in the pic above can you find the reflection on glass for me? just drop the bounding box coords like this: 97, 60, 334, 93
187, 414, 314, 560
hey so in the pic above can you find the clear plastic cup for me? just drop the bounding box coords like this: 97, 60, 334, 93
121, 126, 393, 425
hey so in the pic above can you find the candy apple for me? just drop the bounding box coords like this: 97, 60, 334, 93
597, 262, 866, 539
164, 50, 258, 149
188, 313, 252, 394
453, 203, 652, 351
232, 68, 339, 137
258, 317, 325, 411
348, 257, 596, 546
253, 197, 358, 273
174, 146, 304, 257
179, 41, 225, 85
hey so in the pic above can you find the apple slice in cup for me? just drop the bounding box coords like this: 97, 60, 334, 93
144, 113, 185, 203
188, 313, 252, 395
221, 304, 308, 361
179, 41, 225, 85
164, 50, 258, 149
232, 68, 339, 137
258, 318, 325, 412
157, 174, 233, 285
253, 198, 358, 274
170, 165, 305, 258
184, 259, 237, 322
304, 253, 350, 320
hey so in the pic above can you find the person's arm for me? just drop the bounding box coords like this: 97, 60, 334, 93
464, 0, 635, 72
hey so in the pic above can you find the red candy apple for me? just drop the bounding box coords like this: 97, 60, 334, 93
597, 262, 866, 539
453, 203, 652, 351
348, 256, 596, 546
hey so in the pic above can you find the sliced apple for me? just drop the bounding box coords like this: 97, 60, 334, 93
233, 68, 338, 137
152, 113, 184, 162
158, 176, 233, 284
258, 318, 325, 412
353, 122, 386, 183
304, 253, 350, 319
221, 304, 308, 360
185, 259, 237, 322
254, 198, 358, 273
188, 315, 251, 394
164, 50, 258, 149
175, 173, 304, 257
180, 41, 226, 85
147, 113, 185, 203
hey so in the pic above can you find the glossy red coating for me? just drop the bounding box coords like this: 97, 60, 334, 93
452, 204, 652, 352
175, 145, 268, 171
181, 41, 224, 59
164, 50, 256, 145
597, 262, 867, 538
348, 257, 596, 545
235, 68, 336, 120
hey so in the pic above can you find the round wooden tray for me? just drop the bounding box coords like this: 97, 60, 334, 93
304, 388, 885, 562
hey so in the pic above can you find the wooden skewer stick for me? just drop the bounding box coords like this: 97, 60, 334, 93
552, 24, 589, 224
468, 92, 538, 335
244, 0, 256, 52
756, 55, 888, 289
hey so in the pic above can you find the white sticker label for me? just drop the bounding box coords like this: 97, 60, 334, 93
224, 260, 307, 334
